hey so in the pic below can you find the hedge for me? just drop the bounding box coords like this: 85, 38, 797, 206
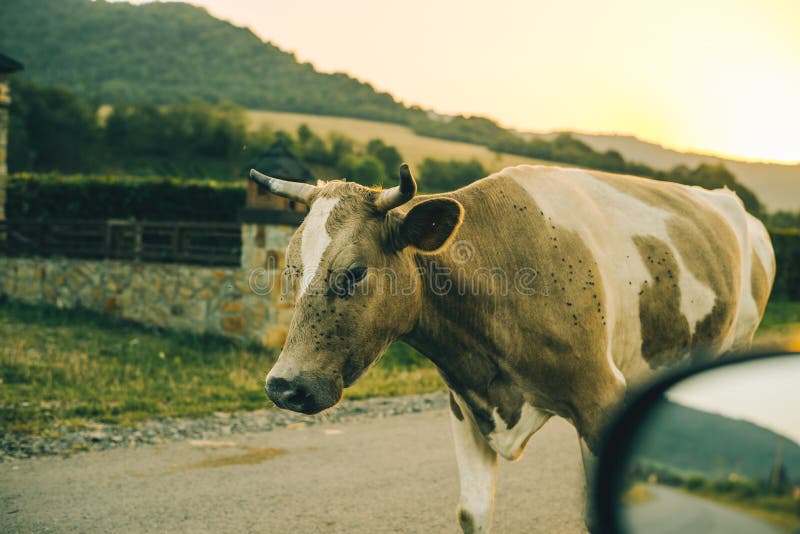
771, 228, 800, 301
4, 173, 799, 300
6, 173, 245, 222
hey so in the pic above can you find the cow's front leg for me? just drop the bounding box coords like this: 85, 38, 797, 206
579, 437, 599, 533
449, 392, 498, 534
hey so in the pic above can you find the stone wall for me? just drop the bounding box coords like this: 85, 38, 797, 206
0, 223, 298, 348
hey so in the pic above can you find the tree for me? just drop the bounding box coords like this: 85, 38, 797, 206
8, 79, 100, 173
336, 154, 384, 186
418, 158, 486, 192
366, 138, 403, 179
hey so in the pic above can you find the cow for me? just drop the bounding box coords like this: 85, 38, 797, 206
252, 163, 775, 533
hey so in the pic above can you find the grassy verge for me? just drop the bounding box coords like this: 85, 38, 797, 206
2, 298, 797, 435
753, 300, 800, 350
622, 483, 655, 506
0, 300, 442, 435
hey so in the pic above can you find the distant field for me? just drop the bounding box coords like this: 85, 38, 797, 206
247, 110, 799, 211
247, 110, 554, 175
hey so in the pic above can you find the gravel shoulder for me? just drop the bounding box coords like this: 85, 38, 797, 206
1, 394, 588, 533
1, 393, 448, 461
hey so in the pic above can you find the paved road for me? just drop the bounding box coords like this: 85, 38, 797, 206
623, 485, 785, 534
1, 410, 588, 533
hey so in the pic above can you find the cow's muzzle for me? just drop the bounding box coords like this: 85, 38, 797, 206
265, 373, 340, 414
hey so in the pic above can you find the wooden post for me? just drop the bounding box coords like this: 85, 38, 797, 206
133, 222, 142, 262
104, 221, 113, 259
39, 220, 47, 256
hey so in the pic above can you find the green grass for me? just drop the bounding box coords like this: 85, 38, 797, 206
753, 300, 800, 351
2, 298, 797, 436
758, 300, 800, 331
0, 299, 443, 435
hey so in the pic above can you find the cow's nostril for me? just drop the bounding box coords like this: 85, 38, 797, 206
286, 384, 309, 406
266, 377, 316, 413
266, 377, 291, 402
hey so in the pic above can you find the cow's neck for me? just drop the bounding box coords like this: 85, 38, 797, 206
401, 247, 550, 438
399, 176, 627, 450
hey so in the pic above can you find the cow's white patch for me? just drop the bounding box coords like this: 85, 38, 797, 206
749, 215, 775, 278
299, 197, 339, 297
505, 166, 719, 384
486, 403, 550, 461
449, 393, 498, 533
729, 213, 776, 348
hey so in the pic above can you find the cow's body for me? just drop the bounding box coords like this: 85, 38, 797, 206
404, 165, 773, 447
389, 165, 774, 531
257, 164, 775, 533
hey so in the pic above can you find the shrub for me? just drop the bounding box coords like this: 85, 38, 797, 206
770, 229, 800, 301
685, 476, 707, 491
418, 157, 487, 192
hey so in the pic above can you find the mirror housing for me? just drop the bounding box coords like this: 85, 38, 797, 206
593, 351, 800, 534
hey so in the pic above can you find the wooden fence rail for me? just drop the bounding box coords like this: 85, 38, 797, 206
0, 219, 242, 266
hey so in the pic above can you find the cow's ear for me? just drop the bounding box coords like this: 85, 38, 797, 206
393, 198, 464, 252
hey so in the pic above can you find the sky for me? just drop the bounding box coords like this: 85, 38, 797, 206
668, 356, 800, 444
125, 0, 800, 164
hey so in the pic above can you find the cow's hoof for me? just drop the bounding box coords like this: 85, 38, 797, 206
458, 508, 476, 533
457, 506, 490, 533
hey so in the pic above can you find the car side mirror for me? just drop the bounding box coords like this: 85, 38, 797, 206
593, 352, 800, 534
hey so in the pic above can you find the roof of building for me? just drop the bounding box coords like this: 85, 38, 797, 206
245, 141, 314, 183
0, 53, 23, 74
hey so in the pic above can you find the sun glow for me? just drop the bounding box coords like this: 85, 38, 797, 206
123, 0, 800, 164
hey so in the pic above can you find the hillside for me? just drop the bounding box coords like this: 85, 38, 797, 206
551, 133, 800, 211
634, 400, 800, 481
251, 111, 798, 211
248, 110, 553, 172
0, 0, 412, 123
2, 0, 796, 210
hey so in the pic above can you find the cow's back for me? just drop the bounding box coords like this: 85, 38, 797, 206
480, 165, 774, 383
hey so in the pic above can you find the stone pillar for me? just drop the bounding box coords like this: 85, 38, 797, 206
240, 222, 296, 348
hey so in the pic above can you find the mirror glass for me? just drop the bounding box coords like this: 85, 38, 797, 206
619, 355, 800, 534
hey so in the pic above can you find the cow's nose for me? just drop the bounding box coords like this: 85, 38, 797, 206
266, 376, 314, 413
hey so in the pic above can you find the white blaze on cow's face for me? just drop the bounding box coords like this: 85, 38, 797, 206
262, 170, 463, 414
298, 196, 338, 297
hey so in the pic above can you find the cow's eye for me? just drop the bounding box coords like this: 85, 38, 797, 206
331, 265, 367, 298
348, 265, 368, 284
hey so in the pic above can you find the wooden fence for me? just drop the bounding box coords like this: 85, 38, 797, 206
0, 219, 242, 266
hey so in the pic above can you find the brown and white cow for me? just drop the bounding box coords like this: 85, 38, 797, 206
254, 164, 775, 533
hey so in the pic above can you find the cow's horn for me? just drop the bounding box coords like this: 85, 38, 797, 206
375, 164, 417, 212
249, 169, 317, 204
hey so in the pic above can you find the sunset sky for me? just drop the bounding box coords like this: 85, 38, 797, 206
669, 356, 800, 444
128, 0, 800, 164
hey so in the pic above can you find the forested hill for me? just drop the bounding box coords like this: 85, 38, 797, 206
0, 0, 772, 215
634, 400, 800, 481
0, 0, 415, 123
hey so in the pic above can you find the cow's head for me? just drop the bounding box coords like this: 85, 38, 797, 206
254, 165, 463, 414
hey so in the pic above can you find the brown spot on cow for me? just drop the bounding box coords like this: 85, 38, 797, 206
597, 172, 741, 356
750, 248, 771, 317
667, 218, 738, 355
634, 235, 691, 367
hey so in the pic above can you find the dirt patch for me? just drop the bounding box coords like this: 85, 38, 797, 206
173, 439, 286, 472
